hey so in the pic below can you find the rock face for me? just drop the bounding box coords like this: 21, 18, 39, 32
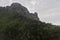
30, 12, 39, 21
10, 3, 29, 14
0, 3, 39, 21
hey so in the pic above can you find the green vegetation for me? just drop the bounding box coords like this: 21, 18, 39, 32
0, 3, 60, 40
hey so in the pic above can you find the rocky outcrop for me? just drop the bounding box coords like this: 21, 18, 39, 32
0, 3, 39, 21
30, 12, 39, 21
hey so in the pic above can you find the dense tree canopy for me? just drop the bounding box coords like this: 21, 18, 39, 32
0, 3, 60, 40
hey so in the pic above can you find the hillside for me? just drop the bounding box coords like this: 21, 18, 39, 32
0, 3, 60, 40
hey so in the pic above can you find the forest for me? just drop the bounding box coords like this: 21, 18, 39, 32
0, 3, 60, 40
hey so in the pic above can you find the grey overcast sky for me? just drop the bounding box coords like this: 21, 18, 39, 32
0, 0, 60, 25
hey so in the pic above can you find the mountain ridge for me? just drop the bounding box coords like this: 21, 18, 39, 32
0, 2, 60, 40
0, 3, 39, 21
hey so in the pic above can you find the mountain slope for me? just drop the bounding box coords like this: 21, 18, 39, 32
0, 3, 60, 40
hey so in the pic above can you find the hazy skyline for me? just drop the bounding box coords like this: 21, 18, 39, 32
0, 0, 60, 25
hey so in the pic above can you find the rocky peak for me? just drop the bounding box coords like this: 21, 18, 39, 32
10, 3, 39, 21
10, 3, 23, 9
11, 3, 22, 7
10, 3, 29, 14
30, 12, 39, 21
0, 2, 39, 21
